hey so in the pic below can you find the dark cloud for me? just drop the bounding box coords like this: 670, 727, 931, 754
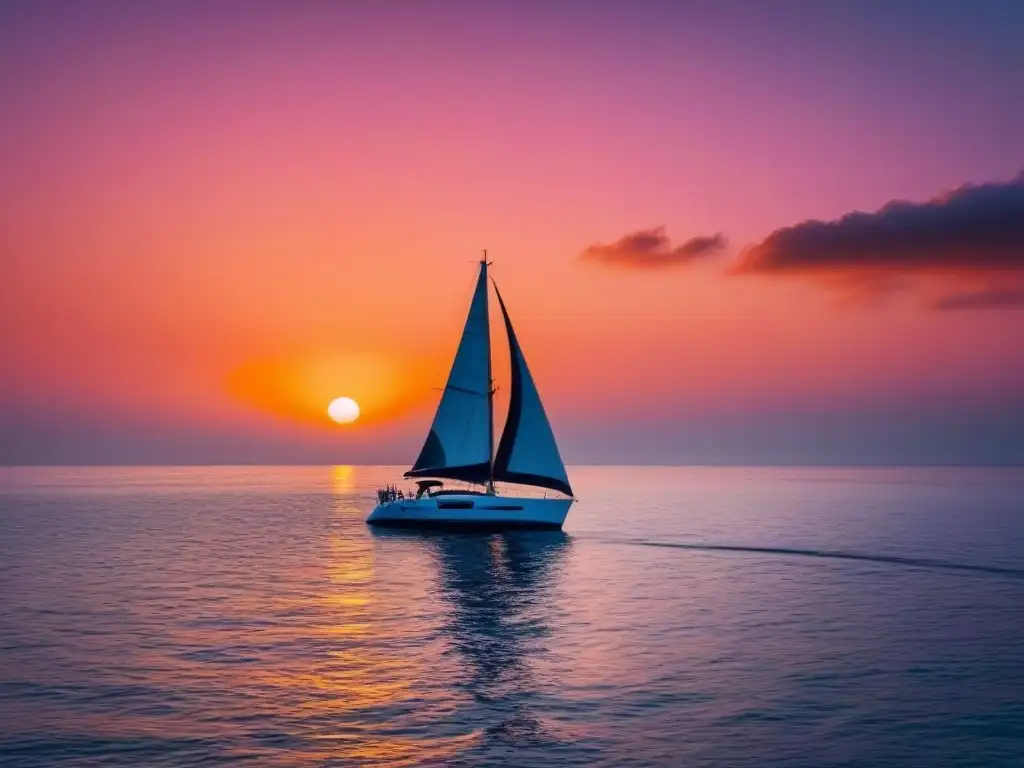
931, 287, 1024, 311
736, 173, 1024, 275
581, 227, 727, 268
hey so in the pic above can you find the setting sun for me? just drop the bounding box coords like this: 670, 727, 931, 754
327, 397, 360, 424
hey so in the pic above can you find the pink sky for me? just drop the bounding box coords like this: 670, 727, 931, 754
2, 1, 1023, 464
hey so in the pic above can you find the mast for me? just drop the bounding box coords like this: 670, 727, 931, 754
482, 251, 496, 494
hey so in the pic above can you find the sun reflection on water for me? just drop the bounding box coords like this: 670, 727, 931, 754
250, 484, 492, 765
330, 464, 355, 493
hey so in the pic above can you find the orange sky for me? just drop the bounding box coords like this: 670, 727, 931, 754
2, 2, 1023, 464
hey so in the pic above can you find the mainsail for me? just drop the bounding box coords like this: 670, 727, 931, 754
491, 284, 573, 496
405, 262, 494, 485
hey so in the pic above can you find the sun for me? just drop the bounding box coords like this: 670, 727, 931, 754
327, 397, 360, 424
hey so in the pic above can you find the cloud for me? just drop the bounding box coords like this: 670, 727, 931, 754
736, 173, 1024, 276
581, 227, 727, 268
931, 288, 1024, 311
580, 175, 1024, 311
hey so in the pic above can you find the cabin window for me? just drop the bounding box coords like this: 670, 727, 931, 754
436, 501, 474, 510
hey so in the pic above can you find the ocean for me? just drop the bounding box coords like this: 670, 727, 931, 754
1, 466, 1022, 767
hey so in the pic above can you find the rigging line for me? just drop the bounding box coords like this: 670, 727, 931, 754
445, 385, 490, 397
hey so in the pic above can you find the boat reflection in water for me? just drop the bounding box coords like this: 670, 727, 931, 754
370, 528, 573, 756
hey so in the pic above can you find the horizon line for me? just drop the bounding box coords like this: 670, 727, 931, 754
1, 462, 1022, 470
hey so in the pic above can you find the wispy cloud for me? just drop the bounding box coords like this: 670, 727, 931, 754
930, 287, 1024, 311
581, 227, 727, 268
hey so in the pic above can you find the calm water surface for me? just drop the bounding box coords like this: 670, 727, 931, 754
1, 466, 1022, 767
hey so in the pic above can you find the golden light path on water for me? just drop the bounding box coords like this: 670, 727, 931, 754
227, 465, 484, 766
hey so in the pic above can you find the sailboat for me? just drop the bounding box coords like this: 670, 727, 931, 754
367, 258, 575, 530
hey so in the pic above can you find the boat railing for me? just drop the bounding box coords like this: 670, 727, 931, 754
375, 486, 407, 504
375, 483, 570, 504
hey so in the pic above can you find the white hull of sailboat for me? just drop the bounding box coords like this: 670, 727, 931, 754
366, 494, 573, 530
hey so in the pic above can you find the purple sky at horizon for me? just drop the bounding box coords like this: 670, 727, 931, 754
2, 0, 1023, 465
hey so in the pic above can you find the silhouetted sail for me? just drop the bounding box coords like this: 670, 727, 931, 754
492, 285, 573, 496
405, 263, 493, 485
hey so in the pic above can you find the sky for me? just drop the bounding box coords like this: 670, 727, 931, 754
2, 0, 1023, 465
